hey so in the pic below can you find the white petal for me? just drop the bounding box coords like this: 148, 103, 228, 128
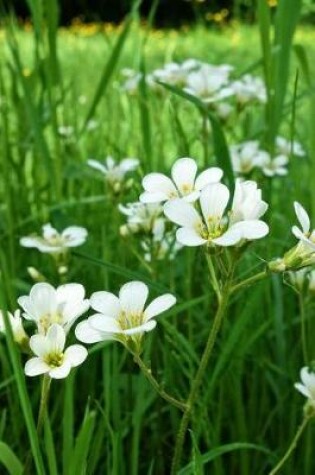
171, 158, 197, 194
292, 225, 306, 241
17, 296, 37, 320
61, 227, 88, 247
294, 202, 310, 233
164, 199, 202, 228
119, 281, 149, 315
123, 320, 157, 335
300, 367, 315, 392
89, 314, 121, 333
212, 227, 242, 246
200, 183, 229, 222
29, 283, 57, 318
195, 167, 223, 190
57, 283, 85, 304
231, 220, 269, 240
144, 294, 176, 321
46, 324, 66, 353
90, 291, 121, 317
120, 158, 139, 172
139, 191, 170, 203
176, 227, 207, 246
75, 320, 108, 343
294, 382, 312, 399
142, 173, 177, 199
88, 159, 107, 174
29, 334, 48, 357
25, 357, 50, 377
64, 344, 88, 367
20, 237, 41, 249
49, 361, 71, 379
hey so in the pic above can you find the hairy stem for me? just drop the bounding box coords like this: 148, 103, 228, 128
230, 270, 268, 294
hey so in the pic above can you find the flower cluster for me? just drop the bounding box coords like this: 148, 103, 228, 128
230, 137, 305, 178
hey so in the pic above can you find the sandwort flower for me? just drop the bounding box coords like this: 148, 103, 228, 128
18, 283, 89, 335
259, 154, 288, 177
295, 367, 315, 404
20, 223, 88, 254
230, 141, 268, 175
88, 156, 139, 193
25, 324, 87, 379
140, 157, 223, 204
276, 136, 305, 157
0, 309, 28, 344
230, 75, 266, 105
184, 64, 234, 104
75, 281, 176, 353
119, 201, 164, 236
164, 180, 269, 247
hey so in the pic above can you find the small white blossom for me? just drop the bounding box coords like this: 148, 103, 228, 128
230, 141, 268, 175
75, 281, 176, 352
20, 223, 88, 254
141, 220, 182, 261
18, 283, 89, 335
140, 157, 223, 204
295, 367, 315, 403
119, 201, 163, 235
230, 75, 266, 104
184, 64, 234, 104
292, 202, 315, 252
276, 136, 305, 157
25, 324, 87, 379
88, 156, 139, 192
259, 154, 288, 177
164, 180, 269, 247
0, 310, 28, 344
289, 269, 315, 292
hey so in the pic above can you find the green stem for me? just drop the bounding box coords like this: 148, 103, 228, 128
269, 417, 310, 475
171, 262, 236, 474
133, 354, 187, 412
205, 253, 221, 302
37, 375, 51, 435
298, 293, 308, 363
230, 270, 268, 294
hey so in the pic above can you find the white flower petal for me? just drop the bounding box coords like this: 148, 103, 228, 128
123, 320, 157, 335
90, 291, 121, 317
212, 227, 242, 246
139, 191, 170, 203
75, 320, 108, 343
64, 344, 88, 367
89, 314, 121, 333
294, 202, 310, 233
164, 199, 202, 228
200, 183, 229, 222
231, 220, 269, 240
25, 358, 50, 377
301, 367, 315, 393
61, 227, 88, 247
176, 227, 207, 246
49, 361, 71, 379
29, 283, 57, 318
144, 294, 176, 321
120, 158, 139, 172
119, 281, 149, 315
46, 324, 66, 353
195, 167, 223, 190
87, 159, 107, 174
292, 225, 307, 241
29, 334, 48, 357
294, 382, 312, 399
20, 237, 42, 249
142, 173, 177, 200
171, 158, 197, 195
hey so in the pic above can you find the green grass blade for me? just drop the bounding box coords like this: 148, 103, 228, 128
0, 442, 23, 475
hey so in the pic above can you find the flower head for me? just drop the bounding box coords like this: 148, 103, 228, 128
164, 180, 269, 247
25, 324, 87, 379
0, 309, 28, 344
140, 157, 223, 204
295, 366, 315, 403
230, 141, 268, 175
230, 75, 266, 105
119, 201, 164, 236
292, 202, 315, 252
259, 154, 288, 177
184, 64, 233, 103
75, 281, 176, 353
18, 283, 89, 335
88, 156, 139, 192
20, 223, 87, 254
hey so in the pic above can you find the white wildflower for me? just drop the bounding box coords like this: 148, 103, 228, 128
20, 223, 87, 254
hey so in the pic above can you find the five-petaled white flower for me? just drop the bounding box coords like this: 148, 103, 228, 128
259, 154, 288, 177
292, 202, 315, 251
20, 223, 87, 254
0, 309, 28, 344
75, 281, 176, 352
18, 283, 89, 335
295, 367, 315, 403
184, 64, 234, 103
230, 74, 266, 105
164, 180, 269, 247
88, 156, 139, 192
25, 324, 87, 379
140, 157, 223, 204
230, 141, 268, 175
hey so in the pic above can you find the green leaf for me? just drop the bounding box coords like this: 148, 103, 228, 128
0, 442, 23, 475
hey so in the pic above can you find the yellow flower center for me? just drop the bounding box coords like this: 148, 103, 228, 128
39, 312, 63, 333
118, 311, 143, 331
44, 352, 64, 368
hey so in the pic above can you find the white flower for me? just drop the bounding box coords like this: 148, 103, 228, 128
140, 157, 223, 204
289, 268, 315, 292
119, 201, 163, 235
18, 283, 89, 334
164, 180, 269, 247
295, 367, 315, 402
230, 141, 268, 175
230, 75, 266, 104
88, 156, 139, 192
75, 281, 176, 351
259, 154, 288, 177
20, 223, 88, 254
292, 202, 315, 252
0, 310, 28, 344
276, 136, 305, 157
184, 64, 234, 103
215, 102, 233, 120
25, 324, 87, 379
141, 220, 182, 262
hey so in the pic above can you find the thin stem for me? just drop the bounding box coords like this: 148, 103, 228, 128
230, 270, 268, 295
171, 259, 237, 474
202, 111, 209, 167
269, 417, 310, 475
37, 375, 51, 434
205, 252, 221, 302
298, 292, 308, 363
133, 354, 187, 412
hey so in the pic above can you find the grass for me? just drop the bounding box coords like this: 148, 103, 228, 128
1, 1, 315, 473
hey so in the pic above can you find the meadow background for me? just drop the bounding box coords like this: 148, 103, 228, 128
1, 0, 315, 474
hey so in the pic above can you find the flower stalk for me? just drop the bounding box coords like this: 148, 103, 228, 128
37, 375, 51, 434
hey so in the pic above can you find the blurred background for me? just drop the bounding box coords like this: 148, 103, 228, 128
6, 0, 315, 26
